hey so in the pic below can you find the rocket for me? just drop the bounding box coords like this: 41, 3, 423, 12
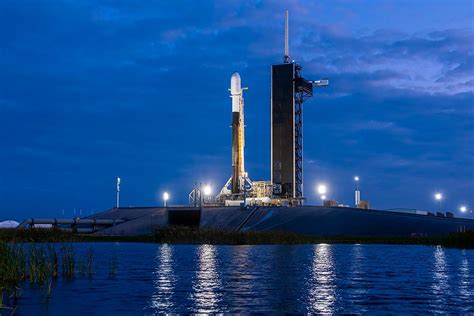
217, 72, 252, 199
230, 72, 247, 194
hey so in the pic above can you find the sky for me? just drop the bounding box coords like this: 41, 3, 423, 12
1, 0, 473, 220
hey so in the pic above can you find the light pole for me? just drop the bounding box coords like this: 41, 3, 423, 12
434, 192, 442, 212
116, 177, 121, 208
354, 176, 360, 207
203, 184, 212, 204
317, 184, 327, 206
163, 192, 169, 207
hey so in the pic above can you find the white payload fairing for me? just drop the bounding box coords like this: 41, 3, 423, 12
230, 72, 247, 193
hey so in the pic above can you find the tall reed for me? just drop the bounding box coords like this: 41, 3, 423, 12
61, 243, 75, 279
0, 242, 105, 309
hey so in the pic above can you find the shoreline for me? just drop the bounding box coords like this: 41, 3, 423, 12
1, 228, 473, 249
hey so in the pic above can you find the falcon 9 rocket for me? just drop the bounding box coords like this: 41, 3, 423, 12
230, 72, 247, 194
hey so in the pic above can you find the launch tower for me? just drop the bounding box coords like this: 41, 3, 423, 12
271, 11, 328, 205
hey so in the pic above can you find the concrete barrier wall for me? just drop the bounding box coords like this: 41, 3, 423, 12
94, 209, 167, 236
241, 206, 474, 236
200, 207, 254, 230
88, 207, 162, 221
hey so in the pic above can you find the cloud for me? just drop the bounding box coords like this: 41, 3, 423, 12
301, 28, 474, 95
351, 120, 414, 136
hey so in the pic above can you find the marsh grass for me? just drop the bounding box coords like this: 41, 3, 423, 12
152, 227, 474, 248
1, 227, 474, 248
77, 248, 93, 277
60, 243, 75, 279
0, 228, 75, 243
0, 242, 110, 310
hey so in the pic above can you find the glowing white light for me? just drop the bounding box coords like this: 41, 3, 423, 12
203, 185, 212, 196
317, 184, 327, 195
354, 176, 359, 182
460, 206, 467, 213
163, 192, 169, 201
321, 195, 327, 200
434, 193, 442, 201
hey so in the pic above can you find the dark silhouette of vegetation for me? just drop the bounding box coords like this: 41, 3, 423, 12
152, 227, 474, 248
1, 242, 61, 311
1, 227, 473, 248
0, 242, 104, 311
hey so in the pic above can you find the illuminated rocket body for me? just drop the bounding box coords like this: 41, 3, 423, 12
231, 72, 246, 194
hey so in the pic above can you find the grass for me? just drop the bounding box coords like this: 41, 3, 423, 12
0, 241, 104, 310
1, 227, 473, 249
61, 243, 75, 279
152, 227, 474, 248
0, 228, 83, 243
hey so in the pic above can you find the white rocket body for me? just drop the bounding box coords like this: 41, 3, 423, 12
230, 72, 246, 193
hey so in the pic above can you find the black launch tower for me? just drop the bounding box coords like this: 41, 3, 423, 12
271, 63, 313, 203
271, 11, 327, 205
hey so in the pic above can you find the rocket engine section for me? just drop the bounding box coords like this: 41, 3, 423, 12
230, 72, 246, 194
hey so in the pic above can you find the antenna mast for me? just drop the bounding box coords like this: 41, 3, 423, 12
284, 10, 290, 63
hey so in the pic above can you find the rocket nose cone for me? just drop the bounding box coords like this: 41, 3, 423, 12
230, 72, 241, 95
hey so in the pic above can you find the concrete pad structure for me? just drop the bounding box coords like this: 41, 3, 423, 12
20, 206, 474, 236
77, 206, 474, 237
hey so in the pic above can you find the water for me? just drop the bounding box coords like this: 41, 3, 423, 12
14, 243, 474, 314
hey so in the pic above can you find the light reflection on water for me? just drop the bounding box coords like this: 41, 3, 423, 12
349, 243, 368, 310
431, 245, 450, 311
150, 244, 175, 311
459, 249, 472, 303
307, 244, 336, 314
190, 244, 222, 313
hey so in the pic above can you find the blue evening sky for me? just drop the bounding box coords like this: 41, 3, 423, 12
1, 0, 473, 220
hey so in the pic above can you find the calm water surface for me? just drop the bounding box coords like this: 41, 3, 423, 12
16, 243, 474, 314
